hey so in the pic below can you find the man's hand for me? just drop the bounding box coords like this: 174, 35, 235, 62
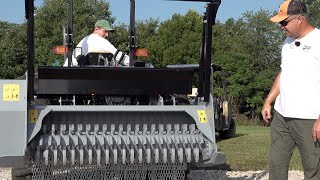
312, 116, 320, 142
261, 71, 280, 123
261, 103, 272, 123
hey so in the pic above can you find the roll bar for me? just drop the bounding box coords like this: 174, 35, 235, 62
25, 0, 35, 102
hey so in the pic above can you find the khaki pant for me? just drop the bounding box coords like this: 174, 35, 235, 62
269, 111, 320, 180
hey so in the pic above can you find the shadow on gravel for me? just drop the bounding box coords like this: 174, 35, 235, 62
186, 169, 269, 180
216, 133, 247, 143
188, 163, 232, 171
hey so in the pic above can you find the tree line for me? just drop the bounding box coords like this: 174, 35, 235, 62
0, 0, 319, 122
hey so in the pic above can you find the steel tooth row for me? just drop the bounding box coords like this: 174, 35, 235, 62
34, 123, 205, 166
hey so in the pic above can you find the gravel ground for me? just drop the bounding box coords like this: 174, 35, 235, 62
0, 168, 11, 180
187, 170, 304, 180
0, 168, 304, 180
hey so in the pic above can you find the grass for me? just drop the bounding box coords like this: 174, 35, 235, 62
216, 126, 302, 171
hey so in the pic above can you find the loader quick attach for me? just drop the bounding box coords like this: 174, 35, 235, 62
0, 0, 225, 179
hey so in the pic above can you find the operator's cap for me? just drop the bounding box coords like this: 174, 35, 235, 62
270, 0, 307, 23
95, 19, 114, 31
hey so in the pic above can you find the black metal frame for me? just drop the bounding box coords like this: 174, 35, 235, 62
129, 0, 136, 66
198, 1, 221, 102
36, 66, 194, 96
66, 0, 74, 67
25, 0, 35, 102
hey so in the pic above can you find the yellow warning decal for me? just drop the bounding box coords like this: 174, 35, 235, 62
3, 84, 20, 101
197, 110, 208, 123
29, 109, 38, 123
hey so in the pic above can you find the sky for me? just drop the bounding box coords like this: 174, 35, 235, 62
0, 0, 283, 24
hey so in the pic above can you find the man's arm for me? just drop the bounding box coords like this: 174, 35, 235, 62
99, 38, 129, 66
261, 71, 281, 123
63, 38, 85, 67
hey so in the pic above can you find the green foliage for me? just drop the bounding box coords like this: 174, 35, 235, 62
108, 23, 129, 52
147, 10, 202, 67
235, 114, 265, 126
136, 19, 159, 48
0, 22, 27, 79
108, 18, 160, 55
304, 0, 320, 27
212, 10, 283, 118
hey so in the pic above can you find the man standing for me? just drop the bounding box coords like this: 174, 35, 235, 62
63, 19, 129, 66
261, 0, 320, 179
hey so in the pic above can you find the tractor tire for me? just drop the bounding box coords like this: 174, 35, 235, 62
219, 118, 236, 139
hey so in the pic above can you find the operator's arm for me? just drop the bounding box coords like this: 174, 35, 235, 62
261, 71, 281, 123
63, 56, 78, 67
96, 38, 129, 66
63, 38, 85, 67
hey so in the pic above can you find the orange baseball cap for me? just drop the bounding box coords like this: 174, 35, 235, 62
270, 0, 307, 23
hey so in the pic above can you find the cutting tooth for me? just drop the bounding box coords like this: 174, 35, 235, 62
96, 147, 101, 165
130, 148, 134, 164
105, 148, 110, 164
113, 148, 118, 164
162, 148, 168, 163
71, 147, 75, 165
122, 148, 126, 164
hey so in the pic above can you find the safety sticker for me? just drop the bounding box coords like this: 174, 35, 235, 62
3, 84, 20, 101
197, 110, 208, 123
29, 109, 38, 123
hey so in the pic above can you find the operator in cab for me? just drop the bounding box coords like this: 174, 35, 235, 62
63, 19, 129, 66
